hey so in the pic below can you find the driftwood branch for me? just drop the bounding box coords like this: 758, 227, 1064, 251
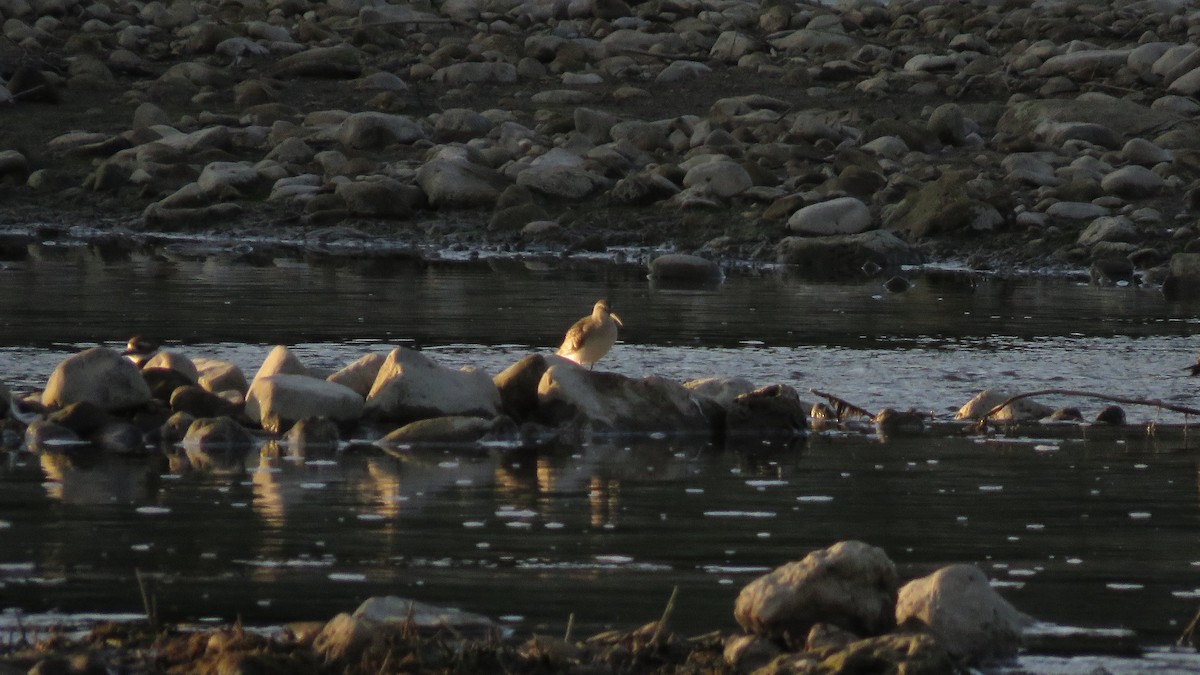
982, 389, 1200, 421
810, 389, 874, 421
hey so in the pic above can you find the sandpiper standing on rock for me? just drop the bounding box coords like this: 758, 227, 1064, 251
557, 299, 623, 369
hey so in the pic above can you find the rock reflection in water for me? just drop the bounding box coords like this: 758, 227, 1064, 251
39, 451, 164, 505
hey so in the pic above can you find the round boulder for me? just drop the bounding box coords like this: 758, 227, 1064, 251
42, 347, 152, 412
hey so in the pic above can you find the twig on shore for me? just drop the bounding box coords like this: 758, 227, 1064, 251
564, 612, 575, 642
980, 389, 1200, 421
649, 586, 679, 646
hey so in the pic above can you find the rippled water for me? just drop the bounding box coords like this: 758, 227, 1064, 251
3, 242, 1200, 646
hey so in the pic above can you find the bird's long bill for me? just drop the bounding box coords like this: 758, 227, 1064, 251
611, 312, 623, 327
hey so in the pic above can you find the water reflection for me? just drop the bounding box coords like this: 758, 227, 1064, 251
39, 451, 163, 505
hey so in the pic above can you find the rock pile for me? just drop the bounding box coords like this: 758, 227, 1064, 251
4, 0, 1200, 277
3, 342, 810, 459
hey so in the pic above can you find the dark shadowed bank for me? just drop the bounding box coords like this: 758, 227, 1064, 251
4, 0, 1200, 284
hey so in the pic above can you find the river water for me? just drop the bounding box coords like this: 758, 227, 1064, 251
3, 241, 1200, 652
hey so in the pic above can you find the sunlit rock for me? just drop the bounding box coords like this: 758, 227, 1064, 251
42, 346, 152, 412
327, 353, 387, 398
536, 365, 719, 435
896, 564, 1032, 663
142, 350, 199, 383
246, 374, 363, 434
252, 345, 308, 383
194, 357, 248, 394
954, 390, 1052, 423
365, 347, 500, 425
683, 376, 756, 407
734, 540, 899, 641
377, 415, 516, 447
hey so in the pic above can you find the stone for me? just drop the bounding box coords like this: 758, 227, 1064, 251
884, 173, 999, 238
896, 564, 1031, 663
24, 419, 83, 453
252, 345, 308, 382
182, 416, 257, 470
681, 157, 752, 198
327, 353, 387, 398
283, 417, 341, 455
535, 365, 719, 435
775, 230, 924, 277
494, 354, 561, 422
954, 390, 1053, 423
365, 347, 500, 425
336, 112, 425, 149
1037, 49, 1132, 78
170, 385, 241, 419
47, 400, 108, 436
734, 541, 899, 641
788, 197, 873, 236
0, 150, 29, 180
927, 103, 968, 145
42, 347, 152, 412
1044, 201, 1108, 221
142, 350, 199, 383
1077, 215, 1137, 247
197, 161, 263, 195
1101, 165, 1163, 198
194, 358, 248, 394
432, 62, 518, 86
416, 150, 506, 208
335, 177, 416, 217
271, 45, 361, 78
683, 377, 756, 407
724, 384, 808, 439
998, 98, 1178, 142
1121, 138, 1172, 166
1162, 253, 1200, 301
246, 374, 364, 434
515, 165, 606, 200
354, 596, 502, 636
377, 415, 516, 446
648, 254, 721, 283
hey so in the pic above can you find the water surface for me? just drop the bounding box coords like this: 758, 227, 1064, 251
3, 242, 1200, 645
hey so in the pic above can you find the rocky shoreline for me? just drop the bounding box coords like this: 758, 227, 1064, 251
4, 0, 1200, 280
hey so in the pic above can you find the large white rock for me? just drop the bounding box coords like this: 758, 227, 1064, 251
787, 197, 873, 235
896, 564, 1031, 663
365, 347, 500, 424
734, 541, 899, 639
246, 374, 364, 433
42, 347, 152, 412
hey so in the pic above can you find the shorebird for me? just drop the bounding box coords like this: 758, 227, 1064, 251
557, 299, 623, 369
122, 335, 160, 368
